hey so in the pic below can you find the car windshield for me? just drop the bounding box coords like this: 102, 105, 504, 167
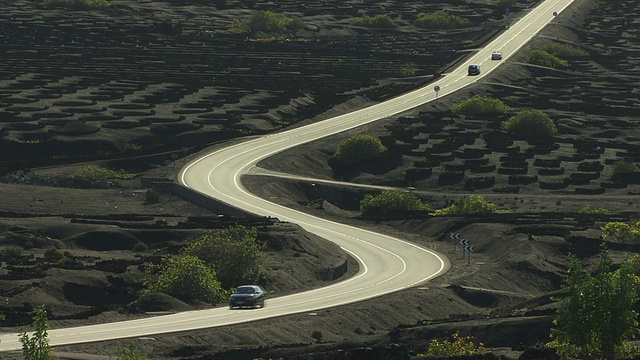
236, 287, 256, 294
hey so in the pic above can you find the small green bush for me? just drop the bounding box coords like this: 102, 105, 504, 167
601, 221, 640, 244
132, 242, 149, 253
528, 50, 569, 69
231, 10, 305, 33
422, 332, 487, 356
352, 14, 396, 28
545, 42, 589, 59
415, 11, 470, 29
451, 95, 510, 116
332, 134, 387, 166
311, 330, 324, 342
20, 305, 56, 360
0, 246, 23, 261
44, 247, 65, 262
111, 343, 146, 360
433, 195, 509, 216
492, 0, 518, 7
143, 255, 228, 303
73, 165, 135, 180
144, 189, 160, 205
612, 160, 640, 179
44, 0, 110, 10
401, 63, 418, 77
360, 190, 430, 214
501, 109, 557, 139
578, 204, 611, 215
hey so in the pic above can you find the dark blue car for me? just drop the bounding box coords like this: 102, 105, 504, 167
229, 285, 266, 309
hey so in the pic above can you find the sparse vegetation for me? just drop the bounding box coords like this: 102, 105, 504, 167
492, 0, 518, 7
601, 221, 640, 244
360, 190, 430, 215
19, 305, 56, 360
143, 255, 228, 303
144, 189, 160, 205
111, 343, 147, 360
0, 246, 23, 262
451, 95, 510, 116
545, 42, 589, 59
549, 245, 640, 360
578, 204, 611, 215
501, 109, 557, 139
43, 247, 65, 262
182, 225, 266, 289
311, 330, 324, 342
421, 332, 487, 356
352, 14, 396, 28
73, 165, 135, 180
401, 63, 418, 77
331, 134, 387, 166
611, 160, 640, 180
433, 195, 509, 216
231, 10, 305, 34
415, 11, 470, 29
132, 242, 149, 252
43, 0, 110, 10
528, 50, 570, 69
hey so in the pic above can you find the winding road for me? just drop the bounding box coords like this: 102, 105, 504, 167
0, 0, 575, 352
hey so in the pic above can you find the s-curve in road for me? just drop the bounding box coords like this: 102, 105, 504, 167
0, 0, 575, 352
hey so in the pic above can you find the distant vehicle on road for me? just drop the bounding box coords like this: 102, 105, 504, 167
229, 285, 265, 309
491, 51, 503, 60
468, 64, 481, 75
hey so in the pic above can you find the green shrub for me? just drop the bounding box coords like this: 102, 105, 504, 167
415, 11, 470, 29
132, 242, 149, 253
73, 165, 135, 180
332, 134, 387, 166
43, 0, 110, 10
492, 0, 518, 7
578, 204, 611, 215
545, 42, 589, 59
601, 221, 640, 244
19, 305, 56, 360
182, 225, 266, 289
0, 246, 23, 261
611, 160, 640, 179
549, 246, 640, 360
311, 330, 324, 342
451, 95, 510, 116
231, 10, 305, 33
360, 190, 430, 214
422, 332, 487, 356
401, 63, 418, 77
352, 14, 396, 28
528, 50, 569, 69
143, 255, 228, 303
433, 195, 509, 216
111, 343, 146, 360
44, 247, 65, 262
144, 189, 160, 205
501, 109, 557, 139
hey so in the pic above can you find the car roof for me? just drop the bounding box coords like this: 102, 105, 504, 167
237, 285, 262, 290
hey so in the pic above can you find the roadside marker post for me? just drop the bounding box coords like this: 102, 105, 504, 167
450, 233, 460, 252
464, 245, 475, 265
459, 239, 470, 258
